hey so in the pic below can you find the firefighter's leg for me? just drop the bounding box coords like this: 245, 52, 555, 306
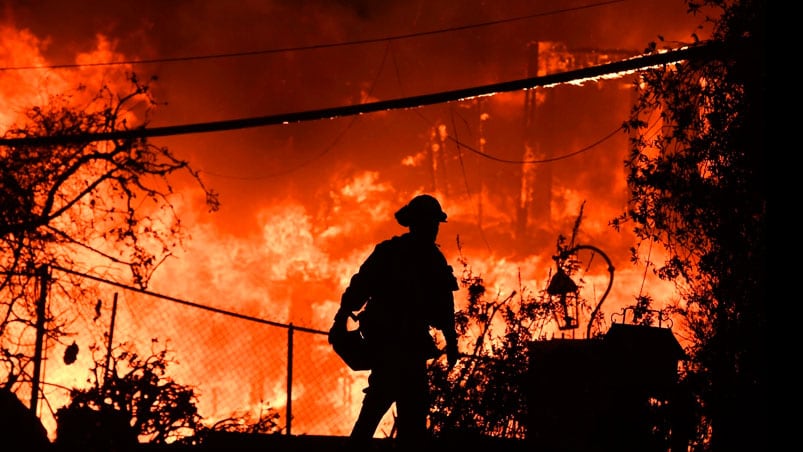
351, 369, 396, 440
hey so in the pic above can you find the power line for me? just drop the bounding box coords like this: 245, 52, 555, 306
453, 124, 624, 164
0, 0, 624, 72
0, 42, 724, 148
203, 41, 394, 180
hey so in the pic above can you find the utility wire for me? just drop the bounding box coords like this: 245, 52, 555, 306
0, 41, 725, 148
0, 0, 624, 72
452, 124, 623, 164
203, 41, 393, 179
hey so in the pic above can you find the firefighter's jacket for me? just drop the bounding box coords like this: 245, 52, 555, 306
339, 232, 459, 363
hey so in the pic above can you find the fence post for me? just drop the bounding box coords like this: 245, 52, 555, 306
104, 292, 119, 381
30, 265, 49, 412
286, 323, 294, 435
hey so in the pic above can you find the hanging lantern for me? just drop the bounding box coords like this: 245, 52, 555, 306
546, 267, 580, 330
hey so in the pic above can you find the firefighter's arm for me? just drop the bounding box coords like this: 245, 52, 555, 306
329, 261, 376, 344
330, 245, 384, 344
339, 244, 386, 317
439, 287, 459, 368
329, 282, 363, 344
337, 272, 372, 317
329, 291, 361, 345
444, 266, 460, 367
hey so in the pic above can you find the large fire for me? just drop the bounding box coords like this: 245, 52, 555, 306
1, 0, 709, 442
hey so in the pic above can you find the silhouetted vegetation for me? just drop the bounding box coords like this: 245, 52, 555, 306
427, 208, 614, 440
611, 0, 766, 450
0, 73, 218, 426
55, 340, 281, 448
0, 385, 50, 449
428, 2, 765, 450
55, 341, 202, 447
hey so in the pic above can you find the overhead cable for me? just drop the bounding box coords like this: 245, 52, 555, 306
0, 0, 624, 72
0, 42, 725, 148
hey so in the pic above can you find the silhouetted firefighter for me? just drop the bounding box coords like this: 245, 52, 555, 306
329, 194, 459, 450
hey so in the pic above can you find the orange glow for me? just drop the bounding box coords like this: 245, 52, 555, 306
0, 0, 711, 441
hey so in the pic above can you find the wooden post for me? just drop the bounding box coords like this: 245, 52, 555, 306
30, 265, 49, 412
104, 292, 119, 381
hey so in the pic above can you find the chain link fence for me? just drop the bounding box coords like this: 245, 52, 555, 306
20, 266, 400, 442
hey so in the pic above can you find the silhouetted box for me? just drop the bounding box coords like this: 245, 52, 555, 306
526, 324, 685, 452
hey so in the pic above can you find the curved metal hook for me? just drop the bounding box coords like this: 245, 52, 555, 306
560, 244, 615, 338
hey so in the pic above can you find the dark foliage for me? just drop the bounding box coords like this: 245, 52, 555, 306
1, 73, 219, 394
53, 339, 282, 447
55, 341, 203, 446
427, 227, 602, 441
611, 1, 766, 450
